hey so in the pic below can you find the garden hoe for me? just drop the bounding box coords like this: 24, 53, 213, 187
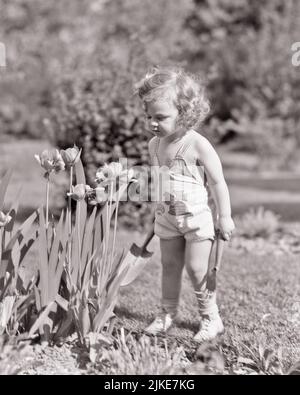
206, 231, 226, 292
120, 221, 155, 287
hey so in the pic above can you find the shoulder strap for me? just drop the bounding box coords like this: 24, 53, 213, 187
148, 136, 157, 159
175, 131, 194, 158
154, 136, 160, 166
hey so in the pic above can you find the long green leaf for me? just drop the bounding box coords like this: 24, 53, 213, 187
55, 294, 68, 312
0, 252, 10, 282
5, 209, 38, 252
81, 206, 97, 270
75, 201, 83, 270
28, 301, 56, 338
54, 310, 73, 340
111, 247, 126, 277
38, 208, 49, 306
5, 185, 22, 233
75, 159, 87, 242
12, 293, 35, 323
93, 257, 128, 332
105, 253, 130, 308
48, 210, 66, 300
0, 295, 15, 331
78, 297, 90, 338
74, 159, 86, 185
55, 211, 68, 273
70, 224, 80, 286
104, 201, 117, 227
81, 251, 96, 293
92, 211, 102, 251
53, 236, 68, 298
19, 232, 38, 266
0, 271, 13, 301
0, 169, 13, 211
34, 285, 41, 311
93, 304, 114, 334
9, 242, 20, 290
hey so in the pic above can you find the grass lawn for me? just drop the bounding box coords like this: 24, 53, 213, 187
115, 228, 300, 373
1, 138, 300, 374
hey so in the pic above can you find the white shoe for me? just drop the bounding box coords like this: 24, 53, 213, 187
193, 314, 224, 343
144, 313, 174, 336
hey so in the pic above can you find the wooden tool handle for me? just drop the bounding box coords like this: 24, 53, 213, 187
141, 220, 155, 250
213, 231, 226, 272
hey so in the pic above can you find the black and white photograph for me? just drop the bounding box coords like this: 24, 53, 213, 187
0, 0, 299, 377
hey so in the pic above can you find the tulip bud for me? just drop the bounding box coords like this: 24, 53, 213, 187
95, 186, 107, 203
119, 168, 135, 184
34, 149, 65, 176
95, 162, 123, 184
0, 211, 12, 227
86, 186, 108, 205
67, 184, 86, 201
60, 145, 81, 168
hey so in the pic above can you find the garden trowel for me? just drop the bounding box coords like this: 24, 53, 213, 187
120, 222, 155, 287
206, 231, 226, 292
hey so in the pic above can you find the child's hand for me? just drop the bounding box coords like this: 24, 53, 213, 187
217, 216, 235, 241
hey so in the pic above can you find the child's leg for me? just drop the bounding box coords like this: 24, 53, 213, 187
160, 237, 185, 316
144, 237, 185, 335
184, 239, 218, 315
185, 239, 224, 341
184, 239, 212, 293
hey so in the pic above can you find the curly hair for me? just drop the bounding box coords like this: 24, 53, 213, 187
135, 66, 210, 129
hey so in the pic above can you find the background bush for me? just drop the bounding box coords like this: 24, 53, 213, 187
46, 65, 154, 229
184, 0, 300, 165
1, 0, 300, 226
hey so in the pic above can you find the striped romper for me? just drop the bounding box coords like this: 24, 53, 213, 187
151, 129, 216, 242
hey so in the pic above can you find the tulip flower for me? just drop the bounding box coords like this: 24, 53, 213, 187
60, 145, 81, 169
0, 211, 12, 227
35, 149, 65, 229
119, 168, 136, 184
95, 162, 123, 184
67, 184, 87, 201
95, 186, 108, 203
95, 162, 136, 186
34, 149, 65, 176
86, 186, 108, 206
63, 146, 82, 260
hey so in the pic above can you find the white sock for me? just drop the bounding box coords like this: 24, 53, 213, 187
194, 290, 219, 318
161, 297, 178, 317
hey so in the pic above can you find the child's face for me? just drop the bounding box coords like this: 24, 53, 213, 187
146, 99, 179, 138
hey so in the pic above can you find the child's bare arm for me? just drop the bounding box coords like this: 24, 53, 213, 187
148, 137, 156, 167
195, 135, 235, 239
148, 137, 157, 221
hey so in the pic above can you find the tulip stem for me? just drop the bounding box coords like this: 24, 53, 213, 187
102, 199, 109, 283
104, 186, 111, 270
68, 166, 73, 270
103, 181, 113, 278
77, 203, 81, 284
107, 181, 114, 274
110, 187, 119, 272
0, 228, 2, 263
45, 174, 50, 230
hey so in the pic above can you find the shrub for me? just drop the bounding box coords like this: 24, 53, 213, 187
46, 64, 154, 229
185, 0, 300, 168
235, 206, 281, 239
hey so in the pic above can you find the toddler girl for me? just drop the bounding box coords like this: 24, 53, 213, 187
135, 67, 235, 343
